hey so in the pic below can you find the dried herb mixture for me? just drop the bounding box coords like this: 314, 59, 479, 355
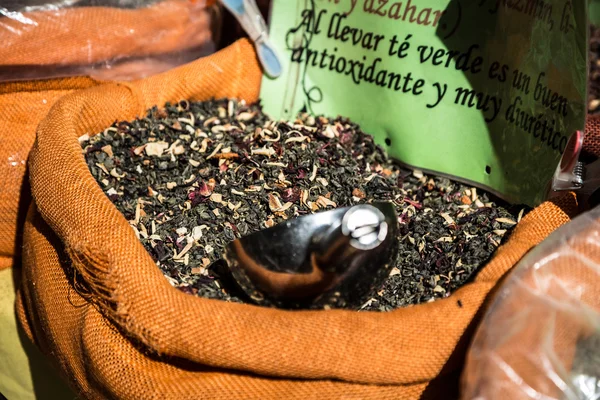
81, 98, 524, 311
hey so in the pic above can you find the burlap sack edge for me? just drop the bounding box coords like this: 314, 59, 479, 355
24, 38, 578, 387
0, 76, 106, 272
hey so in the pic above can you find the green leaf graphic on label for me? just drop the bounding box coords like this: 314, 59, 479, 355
260, 0, 587, 206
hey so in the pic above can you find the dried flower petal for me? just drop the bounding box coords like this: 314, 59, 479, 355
322, 125, 337, 138
251, 147, 276, 157
352, 188, 366, 199
495, 217, 517, 225
210, 193, 223, 203
315, 196, 336, 208
145, 141, 169, 156
101, 145, 113, 158
268, 193, 283, 212
191, 226, 203, 240
237, 112, 256, 121
440, 213, 455, 225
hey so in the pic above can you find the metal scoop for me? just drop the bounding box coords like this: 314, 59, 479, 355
223, 202, 399, 309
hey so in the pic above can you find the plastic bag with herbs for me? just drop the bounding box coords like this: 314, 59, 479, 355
0, 0, 220, 81
462, 203, 600, 400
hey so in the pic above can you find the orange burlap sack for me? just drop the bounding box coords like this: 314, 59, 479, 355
0, 77, 103, 271
0, 0, 218, 81
16, 39, 580, 399
462, 205, 600, 399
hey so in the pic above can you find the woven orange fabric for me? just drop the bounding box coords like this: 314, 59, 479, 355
14, 38, 580, 399
0, 0, 217, 81
583, 115, 600, 157
0, 77, 101, 271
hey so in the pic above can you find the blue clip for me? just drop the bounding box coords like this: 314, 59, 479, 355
220, 0, 282, 78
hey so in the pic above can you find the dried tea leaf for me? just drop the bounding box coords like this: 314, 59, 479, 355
316, 177, 328, 186
198, 138, 209, 153
237, 112, 256, 121
323, 125, 337, 138
440, 213, 455, 225
145, 141, 169, 156
517, 208, 525, 222
173, 145, 186, 155
251, 147, 276, 157
95, 163, 110, 176
206, 143, 223, 159
265, 218, 275, 228
284, 135, 307, 144
101, 145, 113, 158
315, 196, 336, 208
227, 201, 242, 211
78, 133, 90, 144
309, 164, 318, 181
210, 193, 223, 203
301, 189, 309, 205
173, 240, 193, 260
352, 188, 366, 199
426, 179, 435, 191
277, 202, 293, 212
191, 226, 203, 240
495, 218, 517, 226
110, 168, 125, 179
268, 193, 283, 212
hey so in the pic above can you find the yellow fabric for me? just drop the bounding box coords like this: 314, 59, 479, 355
0, 267, 74, 399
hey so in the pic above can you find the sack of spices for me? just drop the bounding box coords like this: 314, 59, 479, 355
461, 204, 600, 400
0, 0, 220, 82
13, 37, 583, 399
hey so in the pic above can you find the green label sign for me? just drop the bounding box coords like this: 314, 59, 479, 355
260, 0, 588, 206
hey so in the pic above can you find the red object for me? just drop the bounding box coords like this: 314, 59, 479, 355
559, 130, 583, 172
